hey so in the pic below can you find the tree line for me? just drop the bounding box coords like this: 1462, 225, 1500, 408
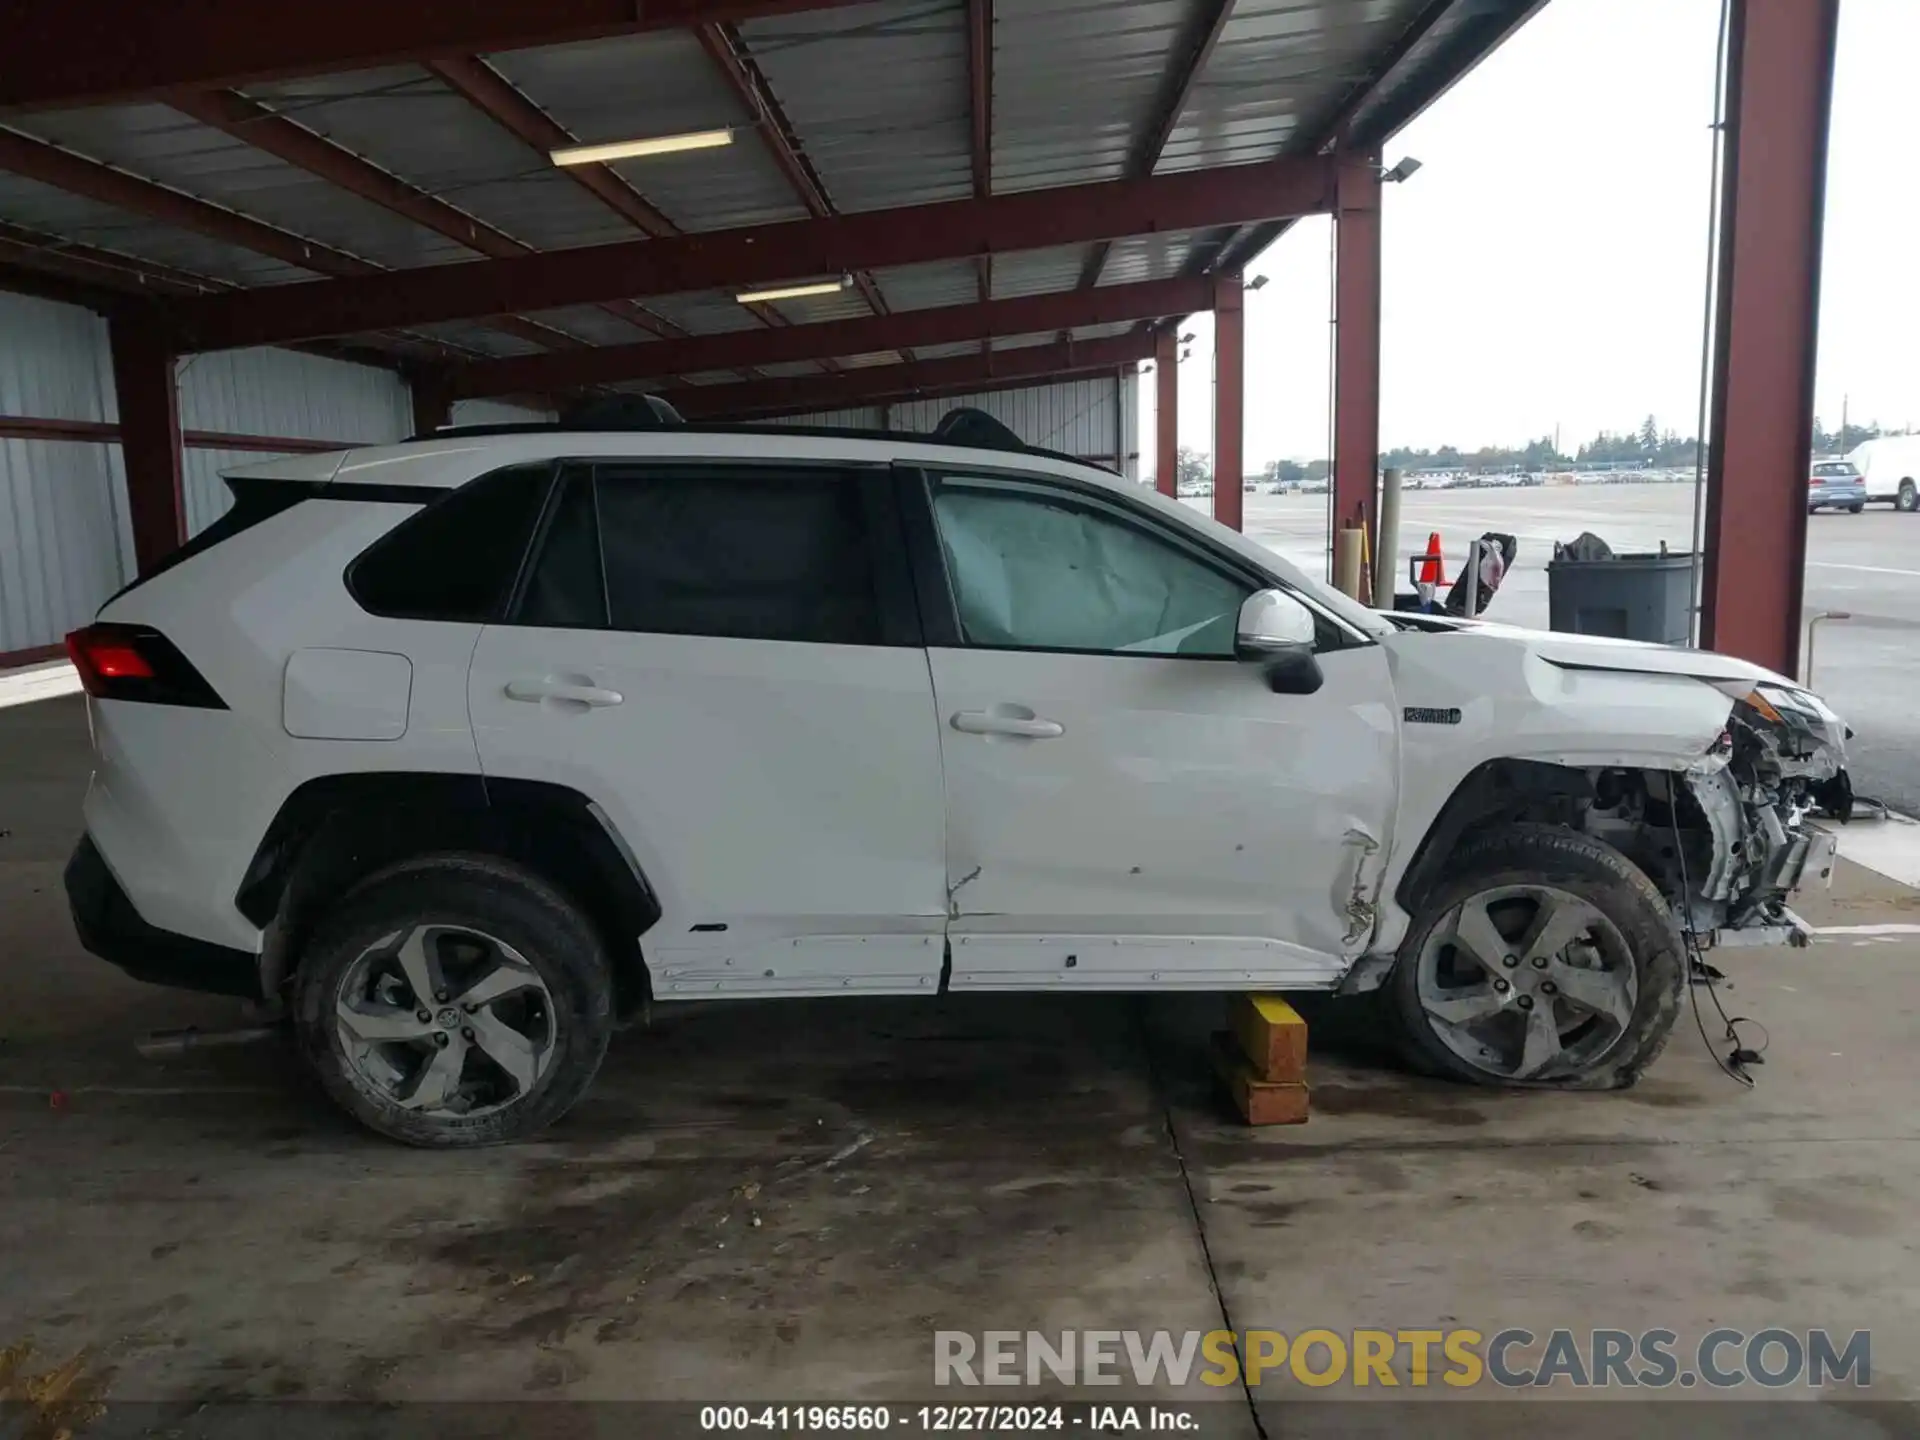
1172, 415, 1901, 484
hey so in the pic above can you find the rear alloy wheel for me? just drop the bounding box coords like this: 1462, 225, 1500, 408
293, 855, 613, 1146
1387, 824, 1684, 1089
1898, 479, 1918, 513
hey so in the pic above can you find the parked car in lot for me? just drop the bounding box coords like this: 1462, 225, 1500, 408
64, 407, 1848, 1144
1808, 459, 1867, 514
1846, 436, 1920, 512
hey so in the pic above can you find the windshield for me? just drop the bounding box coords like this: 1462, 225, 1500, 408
1812, 462, 1858, 477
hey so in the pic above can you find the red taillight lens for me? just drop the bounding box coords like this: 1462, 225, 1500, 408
65, 624, 225, 708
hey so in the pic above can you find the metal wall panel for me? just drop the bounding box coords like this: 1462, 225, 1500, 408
0, 291, 133, 656
450, 398, 560, 427
764, 371, 1141, 480
177, 348, 410, 446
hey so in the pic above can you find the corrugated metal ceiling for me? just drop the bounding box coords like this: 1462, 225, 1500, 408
0, 0, 1526, 391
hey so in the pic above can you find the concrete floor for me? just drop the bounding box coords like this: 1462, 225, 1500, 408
3, 693, 1918, 1436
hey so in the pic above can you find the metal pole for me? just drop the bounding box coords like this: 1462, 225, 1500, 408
1334, 527, 1364, 600
1463, 537, 1481, 619
1372, 465, 1402, 607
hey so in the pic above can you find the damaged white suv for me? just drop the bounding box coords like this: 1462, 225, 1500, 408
64, 409, 1847, 1145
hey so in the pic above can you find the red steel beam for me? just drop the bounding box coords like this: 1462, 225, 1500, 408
0, 123, 580, 354
107, 315, 184, 573
1212, 274, 1244, 531
1330, 153, 1382, 576
448, 275, 1214, 397
0, 220, 223, 297
1700, 0, 1841, 674
695, 21, 888, 362
669, 333, 1155, 419
0, 414, 357, 452
1, 0, 871, 114
1154, 327, 1178, 497
165, 153, 1336, 350
1075, 0, 1237, 296
424, 56, 697, 347
166, 89, 602, 351
967, 0, 994, 310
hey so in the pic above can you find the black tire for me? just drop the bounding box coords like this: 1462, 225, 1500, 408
1898, 479, 1918, 513
292, 853, 614, 1146
1848, 504, 1865, 514
1384, 824, 1684, 1091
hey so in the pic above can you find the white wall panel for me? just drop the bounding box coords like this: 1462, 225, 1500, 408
763, 373, 1142, 481
177, 348, 409, 448
0, 292, 131, 657
451, 397, 559, 427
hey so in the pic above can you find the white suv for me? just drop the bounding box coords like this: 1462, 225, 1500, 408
63, 409, 1848, 1145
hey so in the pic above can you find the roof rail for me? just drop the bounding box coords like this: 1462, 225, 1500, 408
420, 398, 1114, 474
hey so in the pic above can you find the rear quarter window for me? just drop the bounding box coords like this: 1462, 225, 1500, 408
348, 464, 554, 621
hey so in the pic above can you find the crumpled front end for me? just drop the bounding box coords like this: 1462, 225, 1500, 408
1681, 681, 1848, 943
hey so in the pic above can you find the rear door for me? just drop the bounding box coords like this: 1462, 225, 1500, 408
467, 459, 948, 999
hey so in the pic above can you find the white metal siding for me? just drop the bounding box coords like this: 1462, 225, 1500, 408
450, 398, 560, 427
176, 348, 409, 446
2, 301, 417, 655
765, 371, 1141, 480
176, 348, 410, 534
0, 292, 132, 656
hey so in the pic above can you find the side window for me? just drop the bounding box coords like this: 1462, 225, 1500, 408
350, 464, 551, 621
592, 465, 884, 645
517, 471, 607, 628
931, 479, 1252, 656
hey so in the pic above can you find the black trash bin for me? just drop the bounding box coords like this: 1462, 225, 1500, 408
1546, 550, 1694, 645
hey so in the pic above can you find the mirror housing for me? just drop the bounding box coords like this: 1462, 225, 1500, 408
1235, 589, 1323, 695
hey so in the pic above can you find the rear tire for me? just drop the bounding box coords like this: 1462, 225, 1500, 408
292, 853, 614, 1146
1384, 824, 1684, 1091
1898, 479, 1918, 513
1848, 503, 1865, 514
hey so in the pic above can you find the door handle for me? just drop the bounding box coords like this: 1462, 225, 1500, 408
505, 679, 624, 708
950, 709, 1064, 739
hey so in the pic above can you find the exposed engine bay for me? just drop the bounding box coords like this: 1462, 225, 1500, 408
1582, 680, 1848, 945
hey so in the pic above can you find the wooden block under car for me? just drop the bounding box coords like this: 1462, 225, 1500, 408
1231, 993, 1308, 1082
1211, 1031, 1310, 1126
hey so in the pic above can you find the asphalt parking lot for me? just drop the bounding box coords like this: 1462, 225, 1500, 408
1227, 483, 1920, 815
2, 681, 1918, 1429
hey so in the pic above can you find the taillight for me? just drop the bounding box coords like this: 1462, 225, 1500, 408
65, 624, 226, 709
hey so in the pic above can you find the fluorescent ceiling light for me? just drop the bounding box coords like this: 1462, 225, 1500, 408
735, 276, 854, 305
550, 128, 733, 166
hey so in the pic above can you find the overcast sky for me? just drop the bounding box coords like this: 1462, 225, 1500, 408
1144, 0, 1920, 470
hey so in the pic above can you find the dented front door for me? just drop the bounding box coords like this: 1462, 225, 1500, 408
930, 643, 1400, 990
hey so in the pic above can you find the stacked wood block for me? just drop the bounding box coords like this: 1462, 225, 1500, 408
1212, 994, 1309, 1125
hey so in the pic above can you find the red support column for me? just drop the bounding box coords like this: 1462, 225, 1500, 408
1213, 272, 1244, 531
1155, 327, 1178, 497
107, 315, 184, 575
1700, 0, 1841, 674
410, 371, 453, 436
1331, 152, 1382, 579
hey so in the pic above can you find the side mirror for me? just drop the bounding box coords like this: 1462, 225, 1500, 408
1235, 589, 1324, 695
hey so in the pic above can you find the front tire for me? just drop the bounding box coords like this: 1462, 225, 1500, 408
1898, 479, 1918, 513
292, 854, 615, 1146
1385, 824, 1684, 1090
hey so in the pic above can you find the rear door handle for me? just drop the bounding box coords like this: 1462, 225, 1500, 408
950, 709, 1064, 739
505, 679, 624, 708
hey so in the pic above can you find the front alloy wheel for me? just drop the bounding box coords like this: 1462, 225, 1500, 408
1386, 824, 1685, 1091
1414, 884, 1637, 1082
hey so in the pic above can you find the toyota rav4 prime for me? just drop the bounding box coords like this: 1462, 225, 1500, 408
63, 408, 1848, 1146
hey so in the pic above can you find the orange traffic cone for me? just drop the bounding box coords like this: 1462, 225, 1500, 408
1416, 531, 1446, 587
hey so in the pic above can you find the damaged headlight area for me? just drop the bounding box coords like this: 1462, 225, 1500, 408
1584, 682, 1849, 946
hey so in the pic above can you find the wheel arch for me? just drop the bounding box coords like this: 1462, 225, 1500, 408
239, 773, 661, 1017
1394, 759, 1599, 915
